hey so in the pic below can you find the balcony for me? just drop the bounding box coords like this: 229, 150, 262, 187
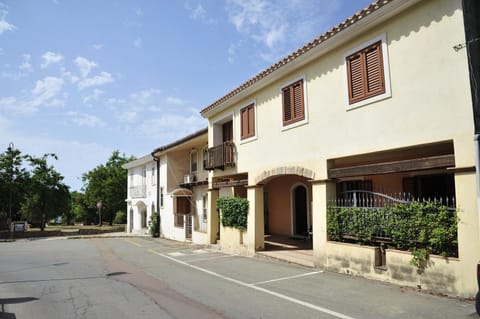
129, 185, 146, 198
204, 141, 235, 171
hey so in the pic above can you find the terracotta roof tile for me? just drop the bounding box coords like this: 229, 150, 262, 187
200, 0, 395, 116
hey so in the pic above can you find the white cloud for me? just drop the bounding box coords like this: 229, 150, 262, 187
78, 71, 113, 90
30, 76, 65, 107
117, 110, 137, 123
61, 67, 79, 84
0, 4, 16, 35
41, 51, 64, 68
134, 8, 143, 17
106, 97, 127, 108
138, 113, 205, 140
185, 2, 216, 24
165, 96, 186, 106
92, 43, 104, 50
225, 0, 341, 62
129, 88, 161, 105
74, 56, 98, 78
0, 76, 65, 114
19, 54, 33, 73
133, 37, 142, 48
67, 111, 105, 128
2, 53, 33, 79
82, 88, 104, 105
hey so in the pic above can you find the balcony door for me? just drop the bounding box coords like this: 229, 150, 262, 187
223, 121, 233, 142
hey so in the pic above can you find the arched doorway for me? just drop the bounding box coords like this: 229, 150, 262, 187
292, 184, 308, 236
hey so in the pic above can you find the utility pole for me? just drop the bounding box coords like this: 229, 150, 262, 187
7, 142, 14, 240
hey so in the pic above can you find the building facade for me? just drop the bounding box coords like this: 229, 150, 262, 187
151, 128, 209, 244
123, 154, 157, 235
201, 0, 480, 297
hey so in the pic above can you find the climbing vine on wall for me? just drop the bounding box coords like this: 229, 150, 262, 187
217, 197, 249, 231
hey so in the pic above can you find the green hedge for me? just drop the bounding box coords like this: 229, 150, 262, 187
217, 197, 249, 231
327, 201, 458, 270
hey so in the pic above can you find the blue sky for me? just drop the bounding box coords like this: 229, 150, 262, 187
0, 0, 372, 191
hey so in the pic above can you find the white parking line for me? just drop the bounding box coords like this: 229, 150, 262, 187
252, 271, 323, 286
148, 249, 357, 319
186, 254, 236, 263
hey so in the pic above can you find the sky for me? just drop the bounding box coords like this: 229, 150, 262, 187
0, 0, 373, 191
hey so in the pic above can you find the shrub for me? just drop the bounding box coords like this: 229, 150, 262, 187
217, 197, 249, 231
327, 201, 458, 271
149, 212, 159, 237
113, 210, 127, 224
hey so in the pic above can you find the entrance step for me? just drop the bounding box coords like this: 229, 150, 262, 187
256, 250, 314, 268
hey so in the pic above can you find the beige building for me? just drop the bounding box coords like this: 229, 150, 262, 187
200, 0, 480, 297
151, 128, 210, 244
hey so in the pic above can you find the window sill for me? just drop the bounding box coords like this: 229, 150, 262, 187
281, 118, 308, 132
346, 92, 391, 111
240, 135, 257, 145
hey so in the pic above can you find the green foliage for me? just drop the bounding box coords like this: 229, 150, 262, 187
0, 147, 30, 224
113, 210, 127, 224
149, 212, 159, 237
82, 150, 135, 226
327, 201, 458, 271
217, 197, 249, 230
20, 153, 71, 230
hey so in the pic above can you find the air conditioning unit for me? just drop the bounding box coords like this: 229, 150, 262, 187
183, 174, 195, 184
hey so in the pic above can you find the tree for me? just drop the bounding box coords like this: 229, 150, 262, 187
0, 145, 29, 227
69, 191, 88, 224
20, 154, 71, 230
82, 151, 134, 226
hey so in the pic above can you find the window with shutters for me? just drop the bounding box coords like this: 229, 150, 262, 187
344, 35, 391, 108
240, 103, 255, 140
282, 79, 305, 127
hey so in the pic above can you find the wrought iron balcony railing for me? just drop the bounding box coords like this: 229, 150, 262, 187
204, 141, 235, 171
129, 185, 146, 198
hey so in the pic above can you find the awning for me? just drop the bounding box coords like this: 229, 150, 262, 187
170, 188, 193, 197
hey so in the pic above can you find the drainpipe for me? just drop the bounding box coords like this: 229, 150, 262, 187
462, 0, 480, 237
152, 153, 161, 237
476, 135, 480, 237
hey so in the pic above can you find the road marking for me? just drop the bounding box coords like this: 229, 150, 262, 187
187, 254, 236, 263
251, 271, 323, 286
168, 252, 185, 257
192, 249, 208, 254
124, 239, 143, 247
148, 249, 357, 319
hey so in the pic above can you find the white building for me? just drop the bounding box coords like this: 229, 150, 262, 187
123, 154, 157, 235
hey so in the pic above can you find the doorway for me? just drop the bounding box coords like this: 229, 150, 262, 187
129, 208, 133, 233
293, 185, 308, 236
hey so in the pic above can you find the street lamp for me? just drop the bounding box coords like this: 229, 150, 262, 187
96, 201, 102, 227
7, 142, 13, 237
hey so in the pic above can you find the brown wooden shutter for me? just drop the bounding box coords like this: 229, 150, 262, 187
365, 43, 385, 96
293, 80, 304, 120
248, 105, 255, 136
282, 79, 305, 126
240, 104, 255, 140
241, 107, 247, 139
282, 87, 292, 124
347, 53, 364, 102
347, 41, 385, 104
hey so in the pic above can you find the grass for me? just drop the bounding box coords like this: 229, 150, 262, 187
0, 224, 126, 239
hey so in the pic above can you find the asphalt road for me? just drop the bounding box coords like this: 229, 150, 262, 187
0, 237, 477, 319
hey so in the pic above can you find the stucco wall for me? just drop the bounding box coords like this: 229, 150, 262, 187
265, 175, 312, 236
205, 0, 479, 297
208, 0, 473, 182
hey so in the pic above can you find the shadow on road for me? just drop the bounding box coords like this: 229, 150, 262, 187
0, 297, 39, 318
